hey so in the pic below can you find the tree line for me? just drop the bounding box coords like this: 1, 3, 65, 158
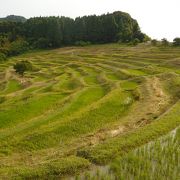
0, 11, 148, 58
0, 11, 179, 62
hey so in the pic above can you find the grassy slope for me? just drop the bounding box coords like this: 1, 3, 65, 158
77, 100, 180, 164
76, 121, 180, 180
0, 44, 179, 178
110, 126, 180, 179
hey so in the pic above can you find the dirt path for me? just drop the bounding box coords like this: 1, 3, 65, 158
4, 68, 11, 81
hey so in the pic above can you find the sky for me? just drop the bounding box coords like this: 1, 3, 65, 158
0, 0, 180, 41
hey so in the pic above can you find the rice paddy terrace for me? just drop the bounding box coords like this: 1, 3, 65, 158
0, 44, 179, 179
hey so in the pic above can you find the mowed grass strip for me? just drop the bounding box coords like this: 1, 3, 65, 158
4, 88, 133, 151
0, 93, 66, 129
0, 156, 91, 179
1, 79, 22, 95
0, 86, 106, 149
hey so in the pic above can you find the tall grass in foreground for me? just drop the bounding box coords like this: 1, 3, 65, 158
110, 127, 179, 180
76, 127, 179, 180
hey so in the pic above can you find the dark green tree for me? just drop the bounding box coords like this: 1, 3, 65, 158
151, 39, 158, 46
14, 60, 32, 76
8, 39, 29, 55
0, 11, 148, 55
131, 38, 140, 46
0, 52, 6, 61
173, 38, 180, 46
74, 17, 87, 42
161, 38, 169, 46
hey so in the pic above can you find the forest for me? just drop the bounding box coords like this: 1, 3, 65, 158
0, 11, 148, 59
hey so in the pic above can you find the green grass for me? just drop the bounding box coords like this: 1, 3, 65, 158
2, 88, 133, 151
0, 156, 90, 179
0, 81, 6, 91
110, 127, 180, 180
124, 69, 147, 76
77, 101, 180, 164
120, 81, 138, 90
1, 79, 22, 94
76, 126, 180, 180
106, 73, 119, 81
0, 44, 179, 178
0, 93, 66, 128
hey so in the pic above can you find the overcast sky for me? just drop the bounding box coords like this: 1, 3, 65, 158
0, 0, 180, 41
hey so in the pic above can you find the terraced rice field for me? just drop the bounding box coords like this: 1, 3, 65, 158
76, 127, 180, 180
0, 44, 179, 179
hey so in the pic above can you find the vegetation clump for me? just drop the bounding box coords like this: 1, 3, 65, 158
110, 127, 180, 179
151, 39, 158, 46
173, 37, 180, 46
8, 39, 29, 56
77, 127, 180, 179
0, 11, 149, 58
161, 38, 169, 46
14, 60, 32, 76
0, 52, 6, 61
75, 41, 91, 47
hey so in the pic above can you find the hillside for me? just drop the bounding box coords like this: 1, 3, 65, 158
0, 44, 179, 179
0, 15, 26, 22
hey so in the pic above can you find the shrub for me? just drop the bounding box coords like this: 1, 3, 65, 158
132, 88, 140, 100
131, 38, 140, 46
0, 53, 7, 61
173, 37, 180, 46
8, 39, 29, 56
151, 39, 158, 46
0, 47, 9, 56
75, 41, 91, 47
143, 34, 151, 42
161, 38, 169, 46
34, 38, 52, 49
14, 60, 33, 76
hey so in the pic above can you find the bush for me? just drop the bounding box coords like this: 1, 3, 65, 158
161, 38, 169, 46
142, 34, 151, 42
14, 60, 33, 76
75, 41, 91, 47
173, 37, 180, 46
0, 47, 9, 56
15, 156, 90, 179
131, 38, 140, 46
151, 39, 158, 46
8, 39, 29, 56
34, 38, 52, 49
127, 39, 140, 46
0, 53, 7, 61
